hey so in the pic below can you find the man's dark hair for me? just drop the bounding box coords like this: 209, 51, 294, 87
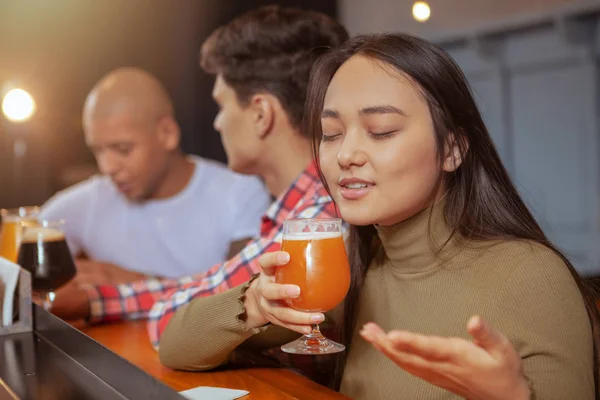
201, 5, 348, 133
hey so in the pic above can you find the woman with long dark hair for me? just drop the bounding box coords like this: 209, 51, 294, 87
159, 34, 598, 399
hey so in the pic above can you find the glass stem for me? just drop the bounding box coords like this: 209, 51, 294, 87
307, 324, 323, 338
42, 291, 55, 312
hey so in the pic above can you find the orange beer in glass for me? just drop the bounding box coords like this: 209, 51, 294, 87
0, 207, 40, 263
276, 218, 350, 354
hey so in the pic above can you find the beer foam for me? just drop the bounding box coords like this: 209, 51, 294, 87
284, 232, 342, 240
21, 227, 65, 243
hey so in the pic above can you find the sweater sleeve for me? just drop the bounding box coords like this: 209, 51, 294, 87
494, 245, 595, 399
158, 278, 299, 371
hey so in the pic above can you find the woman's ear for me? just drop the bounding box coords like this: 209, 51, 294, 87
442, 133, 467, 172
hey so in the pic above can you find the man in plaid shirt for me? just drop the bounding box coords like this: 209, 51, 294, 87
49, 6, 348, 354
147, 163, 337, 347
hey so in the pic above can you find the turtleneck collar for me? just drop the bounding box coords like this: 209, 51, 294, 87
374, 202, 460, 274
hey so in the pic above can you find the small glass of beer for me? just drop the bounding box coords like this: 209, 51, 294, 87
0, 207, 40, 263
17, 220, 76, 311
275, 218, 350, 354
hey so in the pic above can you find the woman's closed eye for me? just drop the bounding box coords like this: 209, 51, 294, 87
322, 132, 343, 142
370, 130, 398, 140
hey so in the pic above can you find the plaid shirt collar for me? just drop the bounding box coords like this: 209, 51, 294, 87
260, 162, 320, 236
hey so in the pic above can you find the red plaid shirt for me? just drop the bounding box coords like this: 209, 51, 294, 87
81, 163, 337, 348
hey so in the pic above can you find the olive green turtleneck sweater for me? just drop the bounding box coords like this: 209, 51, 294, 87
159, 206, 594, 399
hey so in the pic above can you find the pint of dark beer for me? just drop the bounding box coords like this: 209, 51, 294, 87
17, 222, 76, 310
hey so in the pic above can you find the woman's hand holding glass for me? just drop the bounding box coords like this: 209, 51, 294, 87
245, 218, 349, 354
244, 251, 325, 335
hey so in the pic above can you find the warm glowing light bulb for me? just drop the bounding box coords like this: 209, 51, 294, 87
412, 2, 431, 22
2, 88, 36, 122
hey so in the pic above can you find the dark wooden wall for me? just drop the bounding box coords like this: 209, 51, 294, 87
0, 0, 337, 208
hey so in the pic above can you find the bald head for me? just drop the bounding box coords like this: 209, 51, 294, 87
83, 67, 174, 128
83, 68, 185, 202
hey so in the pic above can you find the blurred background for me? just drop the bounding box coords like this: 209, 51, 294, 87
0, 0, 599, 274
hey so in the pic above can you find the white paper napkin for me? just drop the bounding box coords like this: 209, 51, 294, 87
179, 386, 249, 400
0, 257, 20, 327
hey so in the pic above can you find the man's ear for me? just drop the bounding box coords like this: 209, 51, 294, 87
157, 116, 180, 151
248, 93, 276, 139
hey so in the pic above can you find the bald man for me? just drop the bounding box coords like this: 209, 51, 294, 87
39, 68, 270, 283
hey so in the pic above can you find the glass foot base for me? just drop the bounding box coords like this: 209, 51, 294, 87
281, 333, 345, 355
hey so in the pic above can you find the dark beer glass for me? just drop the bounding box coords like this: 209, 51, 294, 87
17, 220, 76, 311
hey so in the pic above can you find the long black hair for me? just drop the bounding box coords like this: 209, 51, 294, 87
304, 33, 600, 394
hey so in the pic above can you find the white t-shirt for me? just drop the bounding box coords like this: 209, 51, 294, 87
39, 156, 270, 278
